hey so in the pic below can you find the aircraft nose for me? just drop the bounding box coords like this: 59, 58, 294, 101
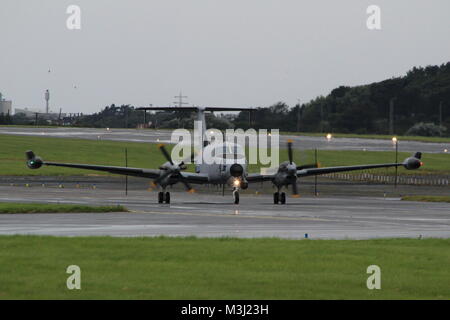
230, 163, 244, 177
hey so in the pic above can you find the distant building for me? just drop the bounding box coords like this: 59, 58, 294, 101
14, 107, 43, 118
0, 92, 12, 115
15, 107, 65, 121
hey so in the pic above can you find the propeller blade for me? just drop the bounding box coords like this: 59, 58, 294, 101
158, 144, 173, 165
154, 170, 172, 185
179, 175, 195, 192
287, 140, 294, 164
292, 181, 300, 198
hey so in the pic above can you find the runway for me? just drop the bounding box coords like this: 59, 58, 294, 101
0, 185, 449, 239
1, 126, 448, 153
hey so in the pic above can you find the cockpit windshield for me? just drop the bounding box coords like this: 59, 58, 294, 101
213, 144, 245, 159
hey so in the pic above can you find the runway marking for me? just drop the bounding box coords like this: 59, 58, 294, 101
129, 209, 327, 222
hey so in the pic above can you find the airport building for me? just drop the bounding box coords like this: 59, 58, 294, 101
15, 107, 65, 120
0, 92, 12, 115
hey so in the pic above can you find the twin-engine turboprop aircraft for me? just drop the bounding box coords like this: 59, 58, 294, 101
25, 106, 423, 204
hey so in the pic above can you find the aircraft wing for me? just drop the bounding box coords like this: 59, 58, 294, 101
246, 153, 422, 182
26, 150, 210, 184
296, 163, 402, 177
43, 161, 162, 179
179, 172, 209, 184
246, 173, 277, 183
246, 163, 401, 183
246, 163, 405, 183
39, 161, 210, 184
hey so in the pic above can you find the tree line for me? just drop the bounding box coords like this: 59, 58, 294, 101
4, 63, 449, 136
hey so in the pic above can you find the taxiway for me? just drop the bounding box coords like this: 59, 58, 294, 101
0, 127, 448, 153
0, 185, 448, 239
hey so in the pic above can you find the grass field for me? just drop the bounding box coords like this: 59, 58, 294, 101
0, 236, 448, 299
1, 134, 449, 176
0, 202, 127, 214
402, 196, 450, 203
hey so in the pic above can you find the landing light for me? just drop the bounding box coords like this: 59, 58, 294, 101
392, 137, 398, 144
326, 133, 332, 141
444, 149, 448, 153
233, 179, 240, 187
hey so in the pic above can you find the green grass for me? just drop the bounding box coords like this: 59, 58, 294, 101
402, 196, 450, 203
0, 236, 449, 299
0, 202, 127, 214
1, 134, 449, 176
0, 134, 170, 176
282, 132, 450, 143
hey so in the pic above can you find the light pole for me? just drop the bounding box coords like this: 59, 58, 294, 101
392, 137, 398, 188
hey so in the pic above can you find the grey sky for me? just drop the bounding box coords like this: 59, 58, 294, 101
1, 0, 449, 114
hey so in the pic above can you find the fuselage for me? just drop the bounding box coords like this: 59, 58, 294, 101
196, 142, 248, 186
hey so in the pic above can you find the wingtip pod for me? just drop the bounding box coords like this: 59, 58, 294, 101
403, 152, 423, 170
25, 150, 43, 169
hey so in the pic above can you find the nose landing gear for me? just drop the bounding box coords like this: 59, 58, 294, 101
158, 191, 171, 204
273, 191, 286, 204
233, 189, 240, 204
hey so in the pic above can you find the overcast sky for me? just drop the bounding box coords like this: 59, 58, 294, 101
1, 0, 449, 114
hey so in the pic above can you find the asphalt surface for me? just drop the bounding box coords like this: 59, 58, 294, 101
1, 127, 449, 153
0, 185, 449, 239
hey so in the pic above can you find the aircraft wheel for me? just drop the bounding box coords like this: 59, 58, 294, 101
165, 192, 171, 204
233, 191, 240, 204
273, 192, 279, 204
280, 192, 286, 204
158, 192, 164, 204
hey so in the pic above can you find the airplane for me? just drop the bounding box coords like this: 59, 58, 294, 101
25, 106, 423, 204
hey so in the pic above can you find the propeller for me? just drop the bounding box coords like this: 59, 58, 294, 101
287, 140, 294, 164
285, 140, 318, 197
155, 144, 195, 192
285, 140, 299, 197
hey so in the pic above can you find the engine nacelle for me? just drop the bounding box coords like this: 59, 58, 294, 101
403, 157, 421, 170
25, 150, 43, 169
27, 157, 43, 169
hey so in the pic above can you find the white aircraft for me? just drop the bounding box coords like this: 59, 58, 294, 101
26, 106, 423, 204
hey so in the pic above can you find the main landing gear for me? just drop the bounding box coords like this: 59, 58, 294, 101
158, 191, 171, 204
273, 192, 286, 204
